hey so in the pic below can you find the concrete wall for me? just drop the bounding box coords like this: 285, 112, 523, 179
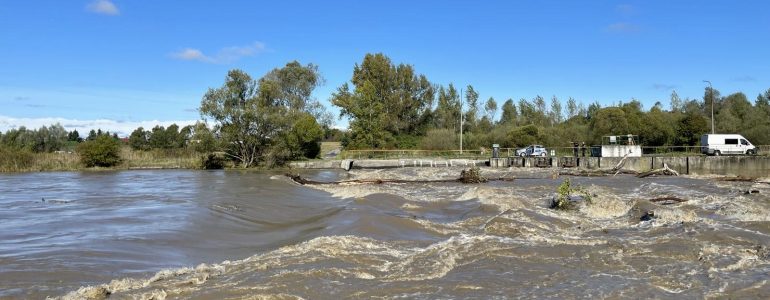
489, 158, 510, 168
687, 156, 770, 177
580, 157, 601, 169
652, 157, 689, 174
603, 157, 654, 171
289, 160, 342, 169
290, 156, 770, 178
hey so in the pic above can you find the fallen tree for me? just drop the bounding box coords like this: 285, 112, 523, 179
287, 167, 515, 185
637, 163, 679, 178
649, 196, 687, 205
558, 168, 638, 177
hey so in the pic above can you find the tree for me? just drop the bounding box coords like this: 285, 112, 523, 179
77, 135, 122, 167
534, 95, 547, 123
189, 122, 217, 153
590, 107, 630, 143
676, 111, 708, 145
499, 99, 517, 125
148, 125, 170, 149
332, 53, 435, 148
332, 81, 392, 148
201, 62, 324, 166
128, 127, 149, 150
87, 129, 97, 141
463, 85, 480, 131
68, 130, 81, 142
640, 106, 674, 146
200, 69, 275, 167
566, 97, 577, 119
433, 84, 461, 130
508, 124, 540, 147
670, 90, 683, 112
549, 95, 563, 125
484, 97, 497, 121
283, 113, 324, 159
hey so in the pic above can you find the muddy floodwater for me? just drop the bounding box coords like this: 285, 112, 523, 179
1, 168, 769, 299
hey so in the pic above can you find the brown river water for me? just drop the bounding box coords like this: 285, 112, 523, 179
0, 168, 768, 299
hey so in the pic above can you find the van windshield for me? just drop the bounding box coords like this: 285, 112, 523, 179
741, 139, 749, 145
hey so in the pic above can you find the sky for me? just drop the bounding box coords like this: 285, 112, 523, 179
1, 0, 769, 136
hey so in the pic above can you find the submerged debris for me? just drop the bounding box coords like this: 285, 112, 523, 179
717, 176, 757, 182
558, 169, 638, 177
640, 210, 656, 221
550, 178, 593, 210
649, 196, 688, 205
755, 245, 770, 260
459, 167, 487, 184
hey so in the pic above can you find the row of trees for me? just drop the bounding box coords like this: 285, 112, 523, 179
0, 125, 124, 153
128, 123, 208, 151
332, 53, 770, 151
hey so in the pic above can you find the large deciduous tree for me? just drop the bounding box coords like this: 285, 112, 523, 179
200, 62, 324, 167
332, 53, 435, 148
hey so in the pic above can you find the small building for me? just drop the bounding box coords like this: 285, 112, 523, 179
593, 135, 642, 157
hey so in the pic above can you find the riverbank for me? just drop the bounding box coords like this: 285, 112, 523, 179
0, 147, 201, 172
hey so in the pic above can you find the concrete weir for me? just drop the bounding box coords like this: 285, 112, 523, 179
290, 156, 770, 177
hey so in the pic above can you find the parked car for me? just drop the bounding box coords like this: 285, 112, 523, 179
700, 134, 757, 156
519, 145, 548, 157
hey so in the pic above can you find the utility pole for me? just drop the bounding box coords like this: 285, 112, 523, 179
460, 87, 463, 154
703, 80, 715, 134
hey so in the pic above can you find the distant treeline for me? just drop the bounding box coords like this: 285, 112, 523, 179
332, 53, 770, 150
0, 124, 122, 153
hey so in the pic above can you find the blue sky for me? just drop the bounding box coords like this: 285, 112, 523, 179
1, 0, 769, 135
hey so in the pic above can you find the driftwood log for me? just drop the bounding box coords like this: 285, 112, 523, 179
716, 176, 756, 182
649, 196, 687, 205
558, 168, 639, 177
637, 163, 679, 178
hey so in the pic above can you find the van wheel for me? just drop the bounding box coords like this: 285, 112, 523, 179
540, 153, 546, 157
747, 150, 755, 155
714, 150, 721, 156
520, 153, 526, 157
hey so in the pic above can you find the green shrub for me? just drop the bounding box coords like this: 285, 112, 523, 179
265, 143, 291, 168
551, 178, 592, 210
77, 135, 122, 167
420, 129, 457, 150
200, 153, 225, 169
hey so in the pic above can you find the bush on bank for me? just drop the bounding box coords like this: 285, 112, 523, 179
77, 135, 122, 167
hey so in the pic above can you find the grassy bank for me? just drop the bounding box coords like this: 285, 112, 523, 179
0, 147, 203, 172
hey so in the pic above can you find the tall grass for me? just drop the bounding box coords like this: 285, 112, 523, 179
0, 146, 203, 172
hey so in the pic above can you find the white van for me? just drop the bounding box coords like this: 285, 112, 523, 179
700, 134, 757, 156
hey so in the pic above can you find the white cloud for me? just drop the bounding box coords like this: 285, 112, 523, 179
170, 42, 266, 64
0, 115, 198, 137
86, 0, 120, 16
170, 48, 212, 63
